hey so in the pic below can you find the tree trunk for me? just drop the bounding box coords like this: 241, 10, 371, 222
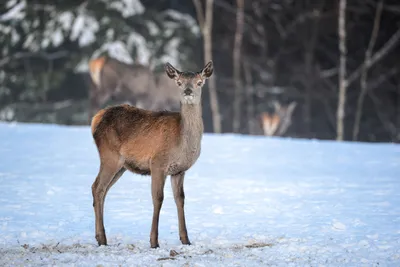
336, 0, 347, 141
243, 59, 255, 134
193, 0, 222, 133
303, 1, 323, 136
397, 83, 400, 143
232, 0, 245, 133
43, 59, 53, 102
303, 22, 319, 135
353, 0, 383, 141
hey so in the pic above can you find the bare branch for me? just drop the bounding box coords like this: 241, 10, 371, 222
383, 4, 400, 14
276, 102, 297, 136
336, 0, 347, 141
0, 51, 69, 67
192, 0, 205, 30
368, 90, 397, 138
368, 67, 399, 91
348, 27, 400, 85
281, 10, 322, 39
270, 9, 334, 39
353, 0, 384, 140
365, 0, 400, 14
214, 0, 255, 26
320, 68, 338, 78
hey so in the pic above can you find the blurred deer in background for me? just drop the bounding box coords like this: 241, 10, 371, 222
88, 56, 180, 121
261, 101, 297, 136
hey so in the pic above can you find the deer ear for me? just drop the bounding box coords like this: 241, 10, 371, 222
287, 102, 297, 114
165, 62, 180, 80
200, 61, 213, 78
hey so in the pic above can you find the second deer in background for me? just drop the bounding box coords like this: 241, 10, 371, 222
88, 56, 180, 121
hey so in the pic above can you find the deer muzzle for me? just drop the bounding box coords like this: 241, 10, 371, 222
183, 88, 193, 96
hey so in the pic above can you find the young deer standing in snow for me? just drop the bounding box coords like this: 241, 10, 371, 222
91, 61, 213, 248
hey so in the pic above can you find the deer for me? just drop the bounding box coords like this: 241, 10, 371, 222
88, 56, 180, 121
90, 60, 213, 249
260, 101, 297, 136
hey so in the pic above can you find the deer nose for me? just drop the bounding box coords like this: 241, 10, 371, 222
184, 88, 193, 95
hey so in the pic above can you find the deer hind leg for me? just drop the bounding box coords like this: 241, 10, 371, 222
92, 151, 124, 246
149, 163, 167, 248
171, 172, 191, 245
105, 167, 126, 196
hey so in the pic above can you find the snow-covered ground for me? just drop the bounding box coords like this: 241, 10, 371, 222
0, 122, 399, 266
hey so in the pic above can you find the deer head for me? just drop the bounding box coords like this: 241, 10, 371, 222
261, 101, 297, 136
165, 61, 213, 105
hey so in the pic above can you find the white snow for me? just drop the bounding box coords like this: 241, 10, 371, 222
105, 0, 145, 18
0, 122, 399, 266
92, 41, 134, 65
58, 12, 74, 30
1, 1, 101, 49
0, 106, 14, 121
159, 37, 181, 68
163, 9, 200, 36
0, 0, 26, 22
70, 13, 99, 47
127, 32, 150, 65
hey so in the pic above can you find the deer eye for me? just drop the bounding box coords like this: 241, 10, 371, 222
177, 81, 182, 86
197, 81, 202, 86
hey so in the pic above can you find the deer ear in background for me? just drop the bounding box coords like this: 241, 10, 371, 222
287, 102, 297, 114
165, 63, 181, 80
200, 61, 213, 78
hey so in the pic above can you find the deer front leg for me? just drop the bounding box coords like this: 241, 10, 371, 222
149, 167, 167, 248
171, 172, 191, 245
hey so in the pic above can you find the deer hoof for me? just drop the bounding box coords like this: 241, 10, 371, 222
150, 243, 160, 249
96, 235, 107, 246
180, 237, 191, 246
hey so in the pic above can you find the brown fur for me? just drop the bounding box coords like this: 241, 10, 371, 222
91, 109, 106, 135
92, 105, 181, 175
90, 61, 213, 249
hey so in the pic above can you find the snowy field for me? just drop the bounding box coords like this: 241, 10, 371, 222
0, 122, 399, 266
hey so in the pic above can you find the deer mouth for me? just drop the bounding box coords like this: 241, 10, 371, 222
182, 94, 195, 104
183, 94, 194, 100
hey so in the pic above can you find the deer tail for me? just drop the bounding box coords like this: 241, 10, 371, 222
91, 109, 107, 136
89, 56, 106, 88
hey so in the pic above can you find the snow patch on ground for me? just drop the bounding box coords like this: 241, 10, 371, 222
0, 122, 399, 266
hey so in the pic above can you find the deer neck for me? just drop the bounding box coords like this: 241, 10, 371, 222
179, 102, 203, 156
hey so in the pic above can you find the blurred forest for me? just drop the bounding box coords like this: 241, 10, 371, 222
0, 0, 399, 143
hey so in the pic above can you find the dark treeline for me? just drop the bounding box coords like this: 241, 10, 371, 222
0, 0, 399, 142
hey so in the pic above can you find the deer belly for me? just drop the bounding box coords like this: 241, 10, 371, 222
124, 160, 151, 175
